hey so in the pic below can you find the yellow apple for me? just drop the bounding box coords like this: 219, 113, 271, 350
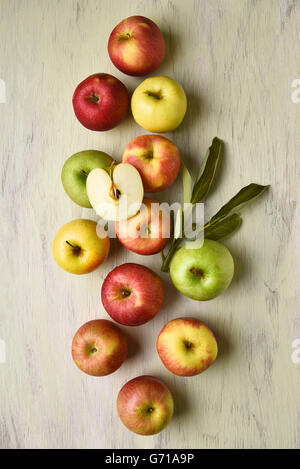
53, 219, 110, 274
131, 76, 187, 132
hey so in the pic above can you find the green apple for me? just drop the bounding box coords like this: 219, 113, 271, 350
131, 76, 187, 132
61, 150, 113, 208
53, 219, 110, 274
170, 239, 234, 301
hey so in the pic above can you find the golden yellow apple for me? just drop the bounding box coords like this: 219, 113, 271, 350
53, 219, 110, 274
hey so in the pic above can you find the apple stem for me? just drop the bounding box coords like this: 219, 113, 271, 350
65, 241, 81, 254
88, 92, 100, 104
80, 170, 88, 177
65, 241, 75, 248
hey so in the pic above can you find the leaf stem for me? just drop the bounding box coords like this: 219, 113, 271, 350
161, 238, 183, 272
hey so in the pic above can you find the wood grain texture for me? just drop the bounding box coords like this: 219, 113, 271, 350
0, 0, 299, 449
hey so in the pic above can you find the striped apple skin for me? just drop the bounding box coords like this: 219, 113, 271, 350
101, 263, 164, 326
108, 16, 165, 76
71, 319, 128, 376
122, 134, 181, 192
115, 197, 172, 255
117, 376, 174, 435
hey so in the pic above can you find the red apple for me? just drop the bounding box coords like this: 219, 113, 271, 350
72, 73, 129, 131
72, 319, 128, 376
117, 376, 174, 435
157, 318, 218, 377
122, 134, 181, 192
101, 263, 164, 326
115, 197, 172, 255
108, 16, 165, 76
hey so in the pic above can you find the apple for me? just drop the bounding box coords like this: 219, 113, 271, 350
122, 134, 181, 192
53, 219, 110, 274
157, 317, 218, 376
86, 163, 144, 221
131, 76, 187, 132
108, 16, 165, 76
72, 319, 128, 376
115, 197, 172, 255
170, 239, 234, 300
101, 263, 164, 326
61, 150, 113, 207
72, 73, 129, 131
117, 375, 174, 435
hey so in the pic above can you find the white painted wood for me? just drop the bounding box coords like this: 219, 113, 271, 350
0, 0, 299, 449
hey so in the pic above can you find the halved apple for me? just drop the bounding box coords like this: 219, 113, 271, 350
86, 163, 144, 221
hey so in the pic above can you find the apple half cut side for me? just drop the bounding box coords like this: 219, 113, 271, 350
86, 163, 144, 221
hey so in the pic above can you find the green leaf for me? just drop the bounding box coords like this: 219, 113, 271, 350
191, 137, 224, 204
210, 183, 270, 223
204, 213, 242, 240
181, 161, 193, 203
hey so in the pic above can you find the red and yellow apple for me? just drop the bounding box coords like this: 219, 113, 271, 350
108, 16, 165, 76
117, 376, 174, 435
131, 76, 187, 132
53, 219, 110, 274
101, 263, 164, 326
122, 135, 181, 192
157, 318, 218, 376
72, 319, 128, 376
72, 73, 129, 131
116, 197, 172, 255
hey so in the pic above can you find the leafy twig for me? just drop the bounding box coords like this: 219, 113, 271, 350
161, 137, 269, 272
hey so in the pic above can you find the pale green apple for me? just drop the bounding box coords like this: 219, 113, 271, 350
61, 150, 113, 208
131, 76, 187, 132
170, 239, 234, 301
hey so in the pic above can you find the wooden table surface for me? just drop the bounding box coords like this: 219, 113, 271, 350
1, 0, 299, 449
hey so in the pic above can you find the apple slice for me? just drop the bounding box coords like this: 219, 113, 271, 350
86, 163, 144, 221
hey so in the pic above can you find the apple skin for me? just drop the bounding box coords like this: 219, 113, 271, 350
101, 263, 164, 326
115, 197, 172, 255
108, 16, 165, 76
122, 134, 181, 192
170, 239, 234, 301
131, 76, 187, 133
117, 376, 174, 435
72, 319, 128, 376
61, 150, 113, 208
72, 73, 129, 131
53, 219, 110, 274
157, 318, 218, 377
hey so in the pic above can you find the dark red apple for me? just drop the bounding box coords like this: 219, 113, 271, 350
72, 73, 129, 131
101, 263, 164, 326
71, 319, 128, 376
